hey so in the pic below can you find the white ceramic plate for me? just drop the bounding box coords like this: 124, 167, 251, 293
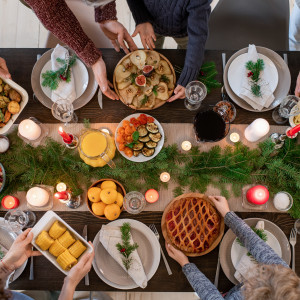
30, 211, 93, 275
115, 113, 165, 163
92, 219, 160, 290
231, 229, 282, 269
0, 218, 27, 282
228, 53, 278, 96
40, 59, 89, 100
0, 77, 28, 134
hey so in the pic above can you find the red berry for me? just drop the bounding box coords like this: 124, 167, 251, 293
247, 72, 253, 77
120, 248, 126, 253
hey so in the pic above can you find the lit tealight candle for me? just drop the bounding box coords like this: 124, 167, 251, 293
18, 119, 42, 141
26, 187, 49, 207
56, 182, 67, 192
1, 195, 19, 209
244, 119, 270, 142
160, 172, 170, 182
230, 132, 240, 143
145, 189, 159, 203
181, 141, 192, 151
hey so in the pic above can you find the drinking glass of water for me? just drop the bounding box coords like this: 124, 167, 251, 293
4, 209, 36, 232
184, 81, 207, 111
123, 191, 146, 214
51, 99, 78, 126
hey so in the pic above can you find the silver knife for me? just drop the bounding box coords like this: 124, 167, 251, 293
98, 88, 103, 109
82, 225, 89, 286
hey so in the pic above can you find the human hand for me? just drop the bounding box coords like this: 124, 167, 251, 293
100, 20, 138, 54
65, 242, 94, 287
2, 228, 41, 271
165, 241, 189, 267
132, 22, 156, 50
295, 72, 300, 97
92, 57, 119, 100
208, 196, 230, 217
0, 57, 11, 79
168, 85, 186, 102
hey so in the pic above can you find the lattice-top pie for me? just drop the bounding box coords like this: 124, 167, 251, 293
165, 196, 221, 253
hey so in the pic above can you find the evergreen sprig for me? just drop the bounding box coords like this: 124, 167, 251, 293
245, 59, 265, 97
116, 223, 139, 270
41, 55, 77, 90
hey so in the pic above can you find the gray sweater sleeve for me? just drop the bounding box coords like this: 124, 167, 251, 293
182, 263, 224, 300
224, 212, 289, 268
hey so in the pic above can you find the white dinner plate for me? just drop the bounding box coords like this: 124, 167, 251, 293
228, 53, 278, 96
92, 219, 160, 290
231, 229, 282, 269
40, 59, 89, 100
0, 218, 27, 282
115, 113, 165, 163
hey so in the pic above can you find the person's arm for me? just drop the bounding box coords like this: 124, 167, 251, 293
0, 58, 11, 79
165, 242, 223, 300
58, 244, 94, 300
94, 1, 117, 24
224, 212, 289, 267
126, 0, 153, 26
209, 196, 289, 268
177, 0, 211, 88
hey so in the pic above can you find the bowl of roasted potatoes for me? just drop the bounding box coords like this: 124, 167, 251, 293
31, 211, 93, 275
0, 77, 28, 134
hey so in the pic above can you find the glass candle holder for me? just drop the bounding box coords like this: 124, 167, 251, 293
123, 191, 146, 214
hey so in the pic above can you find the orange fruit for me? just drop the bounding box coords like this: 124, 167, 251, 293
115, 192, 124, 207
92, 202, 106, 216
100, 180, 117, 190
100, 188, 118, 204
87, 187, 101, 202
104, 204, 121, 220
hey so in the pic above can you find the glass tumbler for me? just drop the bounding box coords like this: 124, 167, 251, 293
184, 81, 207, 111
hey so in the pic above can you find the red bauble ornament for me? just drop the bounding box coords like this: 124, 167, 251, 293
246, 185, 269, 205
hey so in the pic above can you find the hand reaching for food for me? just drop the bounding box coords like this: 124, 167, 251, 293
165, 241, 189, 267
0, 58, 11, 79
168, 85, 186, 102
208, 196, 230, 218
100, 20, 138, 54
132, 22, 156, 50
92, 57, 119, 100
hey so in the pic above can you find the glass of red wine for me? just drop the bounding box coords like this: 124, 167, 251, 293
194, 106, 230, 142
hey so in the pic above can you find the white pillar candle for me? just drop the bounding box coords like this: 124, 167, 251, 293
244, 118, 270, 142
160, 172, 170, 182
26, 187, 49, 207
18, 119, 42, 141
230, 132, 240, 143
181, 141, 192, 151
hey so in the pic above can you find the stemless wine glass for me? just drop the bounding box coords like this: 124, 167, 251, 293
184, 81, 207, 111
272, 95, 300, 124
51, 99, 78, 126
123, 191, 146, 214
4, 209, 36, 232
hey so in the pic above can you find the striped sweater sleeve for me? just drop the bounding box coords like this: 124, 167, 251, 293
225, 212, 289, 267
24, 0, 101, 66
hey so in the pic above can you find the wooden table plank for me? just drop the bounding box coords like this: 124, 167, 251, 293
1, 211, 298, 292
0, 48, 298, 124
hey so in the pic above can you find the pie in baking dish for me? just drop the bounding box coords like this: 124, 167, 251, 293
165, 196, 221, 253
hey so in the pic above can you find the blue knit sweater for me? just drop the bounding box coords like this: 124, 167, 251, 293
126, 0, 211, 87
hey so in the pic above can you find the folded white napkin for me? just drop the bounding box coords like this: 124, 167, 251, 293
239, 45, 275, 111
234, 221, 264, 282
51, 44, 76, 103
100, 225, 147, 288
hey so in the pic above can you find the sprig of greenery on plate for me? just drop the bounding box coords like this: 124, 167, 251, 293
125, 131, 139, 149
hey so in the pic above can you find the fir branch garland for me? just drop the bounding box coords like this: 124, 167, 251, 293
1, 131, 300, 219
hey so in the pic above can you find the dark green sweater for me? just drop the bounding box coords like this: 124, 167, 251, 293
126, 0, 211, 87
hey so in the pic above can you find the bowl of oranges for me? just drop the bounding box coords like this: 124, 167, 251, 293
86, 179, 125, 221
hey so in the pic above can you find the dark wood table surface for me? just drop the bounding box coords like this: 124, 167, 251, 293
0, 48, 299, 292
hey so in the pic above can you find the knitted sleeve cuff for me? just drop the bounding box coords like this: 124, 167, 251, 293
77, 42, 102, 66
182, 262, 198, 275
95, 1, 118, 23
177, 66, 199, 87
224, 211, 239, 228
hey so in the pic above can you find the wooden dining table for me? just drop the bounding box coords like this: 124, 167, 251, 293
0, 48, 299, 293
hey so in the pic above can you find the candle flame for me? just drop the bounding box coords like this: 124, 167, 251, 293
58, 126, 63, 133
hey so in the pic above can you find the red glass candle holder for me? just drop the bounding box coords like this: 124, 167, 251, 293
242, 184, 269, 210
1, 195, 20, 209
145, 189, 159, 203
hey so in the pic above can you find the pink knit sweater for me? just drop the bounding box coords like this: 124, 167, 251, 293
25, 0, 117, 66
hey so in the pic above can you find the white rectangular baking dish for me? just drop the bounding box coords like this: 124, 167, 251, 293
30, 210, 93, 275
0, 76, 28, 134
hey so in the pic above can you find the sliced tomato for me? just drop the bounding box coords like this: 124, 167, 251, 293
147, 116, 154, 123
138, 114, 147, 125
130, 117, 137, 124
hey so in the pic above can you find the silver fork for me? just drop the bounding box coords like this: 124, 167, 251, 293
33, 54, 41, 102
290, 228, 297, 272
149, 224, 172, 275
221, 53, 228, 100
29, 246, 34, 280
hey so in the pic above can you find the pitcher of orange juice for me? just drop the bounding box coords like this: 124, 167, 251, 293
79, 129, 116, 168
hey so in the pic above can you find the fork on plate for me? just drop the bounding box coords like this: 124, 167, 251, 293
289, 228, 297, 272
149, 224, 172, 275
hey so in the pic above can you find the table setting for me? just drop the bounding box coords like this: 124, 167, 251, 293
0, 45, 299, 294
